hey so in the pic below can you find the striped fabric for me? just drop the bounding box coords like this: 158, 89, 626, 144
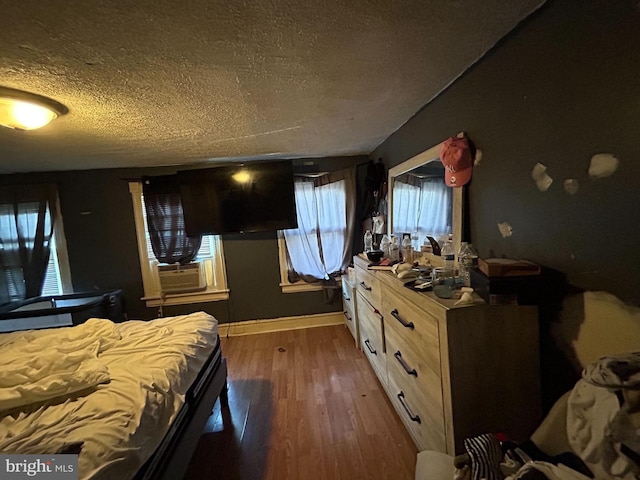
463, 433, 503, 480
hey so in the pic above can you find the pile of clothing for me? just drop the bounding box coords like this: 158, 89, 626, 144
454, 352, 640, 480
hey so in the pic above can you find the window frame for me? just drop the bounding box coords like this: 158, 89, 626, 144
277, 176, 346, 294
0, 190, 72, 298
277, 233, 325, 293
129, 182, 229, 307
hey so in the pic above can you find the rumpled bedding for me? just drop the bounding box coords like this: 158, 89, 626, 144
567, 351, 640, 480
0, 311, 218, 480
455, 352, 640, 480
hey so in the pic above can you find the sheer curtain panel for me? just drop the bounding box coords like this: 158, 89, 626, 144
392, 177, 451, 240
283, 168, 355, 283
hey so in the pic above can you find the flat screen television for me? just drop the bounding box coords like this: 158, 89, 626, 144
177, 160, 298, 236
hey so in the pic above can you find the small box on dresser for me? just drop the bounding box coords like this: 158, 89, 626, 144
352, 254, 541, 455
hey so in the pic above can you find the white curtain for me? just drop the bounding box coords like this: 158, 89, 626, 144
283, 169, 354, 282
392, 178, 451, 240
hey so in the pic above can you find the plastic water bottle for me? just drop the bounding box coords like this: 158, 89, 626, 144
457, 242, 471, 287
466, 243, 479, 270
401, 235, 413, 263
440, 234, 455, 284
463, 243, 479, 286
389, 235, 400, 262
364, 230, 373, 253
380, 234, 390, 258
411, 231, 420, 251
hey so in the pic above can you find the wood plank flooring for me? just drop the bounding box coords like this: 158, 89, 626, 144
185, 324, 417, 480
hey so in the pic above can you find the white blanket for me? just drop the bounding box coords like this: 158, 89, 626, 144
0, 311, 219, 480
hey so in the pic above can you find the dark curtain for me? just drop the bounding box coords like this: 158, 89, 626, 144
0, 183, 58, 303
142, 175, 201, 265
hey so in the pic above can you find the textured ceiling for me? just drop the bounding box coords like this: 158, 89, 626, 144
0, 0, 544, 174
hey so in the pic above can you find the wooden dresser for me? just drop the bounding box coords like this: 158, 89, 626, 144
353, 254, 541, 455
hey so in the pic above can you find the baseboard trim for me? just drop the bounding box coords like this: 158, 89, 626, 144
220, 311, 343, 337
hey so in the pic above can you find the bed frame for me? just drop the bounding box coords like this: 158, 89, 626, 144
135, 337, 229, 480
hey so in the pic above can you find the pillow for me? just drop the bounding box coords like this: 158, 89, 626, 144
553, 291, 640, 370
574, 291, 640, 368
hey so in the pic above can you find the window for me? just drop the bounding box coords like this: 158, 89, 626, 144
0, 193, 71, 300
278, 172, 354, 293
129, 182, 228, 306
41, 235, 65, 295
392, 177, 452, 241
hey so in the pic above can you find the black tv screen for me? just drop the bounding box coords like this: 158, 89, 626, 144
177, 160, 298, 235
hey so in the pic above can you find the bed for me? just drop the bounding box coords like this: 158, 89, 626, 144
0, 311, 228, 480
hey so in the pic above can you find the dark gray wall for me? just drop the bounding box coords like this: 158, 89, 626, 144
0, 156, 365, 321
373, 0, 640, 307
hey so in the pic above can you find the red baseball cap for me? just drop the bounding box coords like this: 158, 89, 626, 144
440, 136, 473, 187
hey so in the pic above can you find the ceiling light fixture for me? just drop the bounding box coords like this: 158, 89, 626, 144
0, 87, 68, 130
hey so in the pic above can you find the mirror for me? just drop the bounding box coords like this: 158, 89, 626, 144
387, 138, 464, 258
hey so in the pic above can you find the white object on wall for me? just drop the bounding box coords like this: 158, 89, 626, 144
564, 178, 579, 195
588, 153, 619, 178
532, 162, 553, 192
497, 221, 513, 238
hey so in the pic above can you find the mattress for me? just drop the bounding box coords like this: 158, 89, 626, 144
0, 311, 219, 480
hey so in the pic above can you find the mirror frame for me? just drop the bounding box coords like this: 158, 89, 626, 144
387, 137, 464, 260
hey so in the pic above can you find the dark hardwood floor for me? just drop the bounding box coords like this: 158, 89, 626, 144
184, 324, 417, 480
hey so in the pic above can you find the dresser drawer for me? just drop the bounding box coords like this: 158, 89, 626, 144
382, 289, 440, 369
343, 299, 357, 342
343, 296, 358, 346
388, 371, 446, 452
342, 279, 357, 339
386, 330, 444, 419
342, 277, 355, 302
358, 294, 386, 385
355, 266, 382, 308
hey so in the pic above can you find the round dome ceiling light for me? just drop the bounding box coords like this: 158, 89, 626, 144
0, 87, 68, 130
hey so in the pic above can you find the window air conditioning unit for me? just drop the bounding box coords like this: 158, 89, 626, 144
157, 262, 206, 294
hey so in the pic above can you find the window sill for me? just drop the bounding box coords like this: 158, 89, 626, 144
280, 278, 341, 294
142, 289, 230, 307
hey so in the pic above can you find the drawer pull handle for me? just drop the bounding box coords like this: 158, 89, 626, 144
342, 292, 351, 301
394, 351, 418, 377
397, 391, 421, 424
343, 311, 352, 322
360, 281, 372, 291
364, 339, 377, 355
391, 309, 414, 330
